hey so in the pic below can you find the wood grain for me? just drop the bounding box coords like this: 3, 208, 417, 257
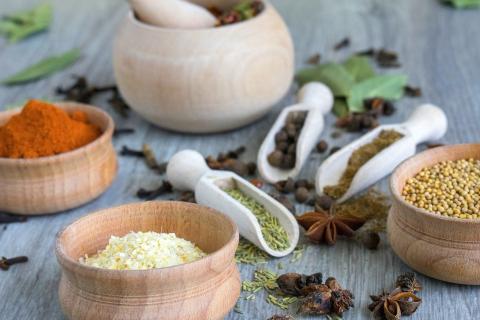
56, 201, 240, 320
113, 2, 294, 133
1, 0, 480, 319
0, 102, 117, 215
389, 144, 480, 285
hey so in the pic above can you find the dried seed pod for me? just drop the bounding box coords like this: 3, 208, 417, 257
298, 291, 332, 315
299, 284, 330, 296
277, 273, 305, 296
330, 289, 354, 316
325, 277, 342, 291
395, 272, 422, 293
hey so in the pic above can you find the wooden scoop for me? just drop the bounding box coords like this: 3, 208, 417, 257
316, 104, 448, 203
257, 82, 333, 183
167, 150, 299, 257
130, 0, 217, 29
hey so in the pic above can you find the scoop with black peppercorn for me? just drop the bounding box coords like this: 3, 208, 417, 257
258, 82, 333, 183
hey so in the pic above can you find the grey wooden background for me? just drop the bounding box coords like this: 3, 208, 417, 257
1, 0, 480, 319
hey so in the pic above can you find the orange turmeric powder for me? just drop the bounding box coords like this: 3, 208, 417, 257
0, 100, 101, 159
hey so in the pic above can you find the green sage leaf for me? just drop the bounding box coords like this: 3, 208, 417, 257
333, 98, 349, 117
343, 55, 375, 82
2, 49, 81, 85
440, 0, 480, 8
296, 63, 355, 97
0, 3, 52, 43
347, 74, 407, 112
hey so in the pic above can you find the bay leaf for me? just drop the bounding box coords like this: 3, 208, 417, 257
343, 55, 375, 82
296, 63, 355, 97
347, 74, 407, 112
332, 98, 349, 117
2, 49, 81, 85
440, 0, 480, 8
0, 3, 52, 43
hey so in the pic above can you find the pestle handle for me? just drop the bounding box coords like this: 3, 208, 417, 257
403, 104, 448, 144
297, 82, 334, 114
166, 150, 211, 191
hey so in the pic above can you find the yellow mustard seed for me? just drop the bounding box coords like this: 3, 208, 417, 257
402, 159, 480, 219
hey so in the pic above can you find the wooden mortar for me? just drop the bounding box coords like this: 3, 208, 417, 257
113, 1, 294, 133
0, 102, 117, 215
56, 201, 241, 320
388, 144, 480, 285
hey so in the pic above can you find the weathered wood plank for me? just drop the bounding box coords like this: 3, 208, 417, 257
1, 0, 480, 319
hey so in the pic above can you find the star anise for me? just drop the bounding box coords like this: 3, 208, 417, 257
369, 289, 422, 319
395, 272, 422, 293
297, 203, 365, 245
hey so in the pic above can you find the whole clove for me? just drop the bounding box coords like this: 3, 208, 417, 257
404, 85, 422, 97
0, 256, 28, 271
0, 213, 27, 224
136, 180, 172, 200
120, 146, 144, 157
113, 128, 135, 137
306, 53, 321, 65
357, 48, 401, 68
205, 146, 254, 177
267, 315, 295, 320
334, 37, 350, 51
108, 88, 130, 118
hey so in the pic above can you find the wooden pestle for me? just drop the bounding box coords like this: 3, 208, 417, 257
130, 0, 217, 29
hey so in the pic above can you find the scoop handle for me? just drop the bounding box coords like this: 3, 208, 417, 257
403, 104, 448, 144
297, 82, 334, 114
166, 150, 210, 191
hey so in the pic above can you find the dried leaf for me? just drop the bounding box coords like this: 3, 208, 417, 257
296, 63, 355, 97
440, 0, 480, 8
347, 74, 407, 112
343, 55, 375, 82
332, 98, 349, 117
2, 49, 81, 85
0, 3, 52, 43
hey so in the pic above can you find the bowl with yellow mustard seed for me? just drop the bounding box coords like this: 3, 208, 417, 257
0, 99, 117, 215
55, 201, 240, 320
388, 144, 480, 285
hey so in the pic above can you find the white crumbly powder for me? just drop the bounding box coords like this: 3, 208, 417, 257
80, 231, 207, 270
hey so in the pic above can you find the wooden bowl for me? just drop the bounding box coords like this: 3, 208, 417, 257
0, 102, 117, 215
56, 201, 240, 320
113, 1, 294, 133
388, 144, 480, 285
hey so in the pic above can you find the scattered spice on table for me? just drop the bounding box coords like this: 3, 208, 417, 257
323, 130, 404, 199
334, 37, 350, 50
80, 232, 206, 270
369, 272, 422, 319
113, 127, 135, 137
316, 140, 328, 153
269, 193, 296, 214
176, 191, 196, 203
235, 238, 270, 264
289, 245, 305, 263
267, 315, 295, 320
225, 189, 290, 251
137, 180, 172, 200
306, 53, 321, 65
212, 0, 264, 26
0, 256, 28, 271
121, 145, 144, 157
402, 158, 480, 218
206, 146, 256, 177
56, 75, 130, 117
335, 98, 396, 132
0, 100, 101, 159
276, 272, 354, 317
0, 213, 27, 224
121, 144, 167, 174
404, 85, 422, 97
268, 111, 308, 169
358, 48, 401, 68
297, 203, 365, 245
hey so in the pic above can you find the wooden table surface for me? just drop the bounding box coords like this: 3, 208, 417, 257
1, 0, 480, 319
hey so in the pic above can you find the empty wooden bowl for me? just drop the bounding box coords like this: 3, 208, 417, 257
388, 144, 480, 285
113, 0, 294, 133
56, 201, 240, 320
0, 102, 117, 215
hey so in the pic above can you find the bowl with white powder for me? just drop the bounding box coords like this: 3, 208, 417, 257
56, 201, 240, 320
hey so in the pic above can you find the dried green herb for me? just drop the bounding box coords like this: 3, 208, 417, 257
225, 189, 290, 251
324, 130, 404, 199
441, 0, 480, 8
289, 245, 305, 263
347, 75, 407, 112
0, 3, 52, 43
342, 56, 375, 82
296, 63, 355, 96
2, 49, 81, 85
235, 238, 270, 264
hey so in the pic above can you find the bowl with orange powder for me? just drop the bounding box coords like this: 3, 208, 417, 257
0, 100, 117, 215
